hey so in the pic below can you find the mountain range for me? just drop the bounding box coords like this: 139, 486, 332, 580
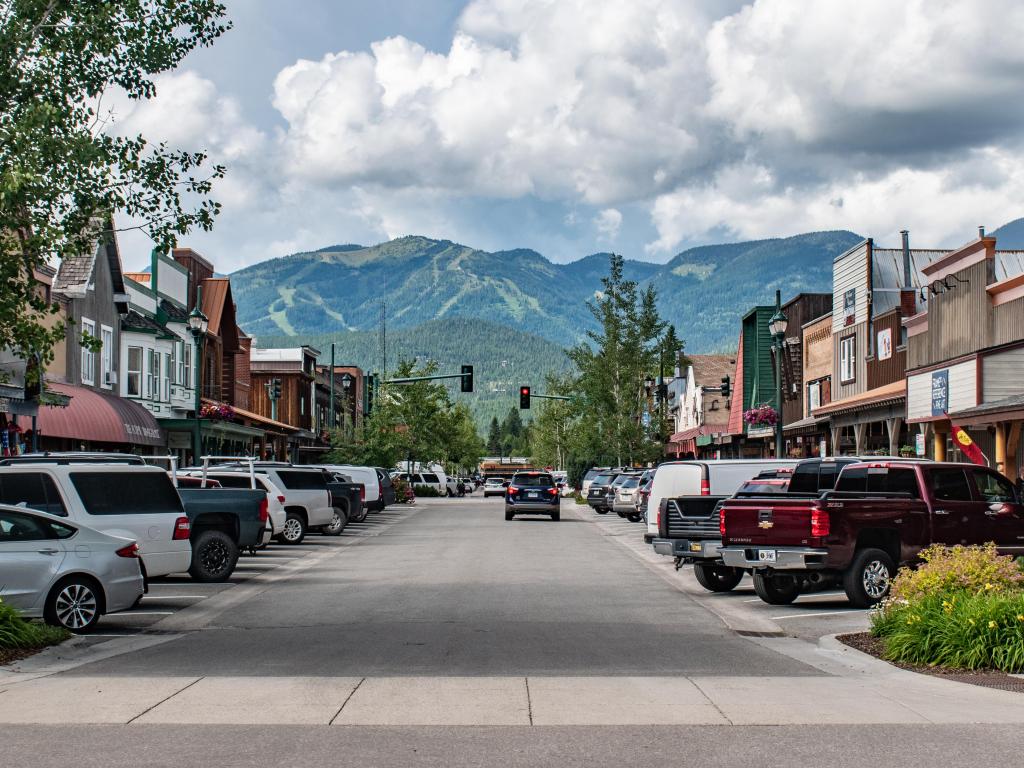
231, 229, 868, 353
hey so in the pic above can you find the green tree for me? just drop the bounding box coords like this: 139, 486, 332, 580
528, 373, 574, 469
486, 416, 502, 455
1, 1, 230, 372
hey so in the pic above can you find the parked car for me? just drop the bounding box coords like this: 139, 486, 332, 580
581, 467, 609, 497
586, 471, 619, 513
0, 503, 144, 632
612, 473, 644, 521
505, 472, 560, 521
318, 464, 391, 518
653, 456, 866, 590
179, 470, 282, 552
395, 470, 451, 496
719, 460, 1024, 607
483, 477, 507, 497
0, 458, 192, 579
645, 459, 801, 543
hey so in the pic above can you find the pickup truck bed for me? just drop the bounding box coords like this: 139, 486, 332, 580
178, 488, 269, 582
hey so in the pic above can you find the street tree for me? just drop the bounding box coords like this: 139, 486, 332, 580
0, 1, 230, 372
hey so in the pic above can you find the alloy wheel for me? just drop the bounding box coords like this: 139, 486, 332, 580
54, 583, 98, 630
284, 517, 303, 541
200, 539, 231, 574
862, 560, 891, 599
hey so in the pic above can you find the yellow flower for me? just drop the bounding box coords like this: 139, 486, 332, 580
984, 583, 994, 591
1017, 615, 1024, 622
968, 618, 976, 626
988, 621, 997, 629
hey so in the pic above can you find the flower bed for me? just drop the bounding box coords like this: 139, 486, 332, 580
869, 543, 1024, 672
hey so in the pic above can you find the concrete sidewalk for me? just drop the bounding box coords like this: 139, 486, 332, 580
1, 672, 1022, 725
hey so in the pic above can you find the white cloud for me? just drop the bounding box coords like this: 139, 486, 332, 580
594, 208, 623, 241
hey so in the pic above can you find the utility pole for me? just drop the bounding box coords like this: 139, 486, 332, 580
328, 343, 335, 430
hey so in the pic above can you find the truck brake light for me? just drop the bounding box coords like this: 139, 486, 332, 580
258, 498, 269, 524
172, 516, 191, 540
700, 478, 710, 495
719, 508, 727, 537
810, 507, 830, 537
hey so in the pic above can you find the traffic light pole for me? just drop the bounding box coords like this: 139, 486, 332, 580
529, 393, 573, 402
384, 373, 471, 385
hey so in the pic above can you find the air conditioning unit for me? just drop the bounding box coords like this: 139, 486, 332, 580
105, 371, 118, 386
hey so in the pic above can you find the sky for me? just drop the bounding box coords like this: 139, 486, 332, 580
116, 0, 1024, 273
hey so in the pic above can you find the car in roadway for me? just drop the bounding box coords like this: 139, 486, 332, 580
0, 503, 144, 633
504, 472, 560, 521
483, 477, 507, 497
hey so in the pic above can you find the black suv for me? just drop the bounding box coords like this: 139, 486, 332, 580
505, 472, 560, 521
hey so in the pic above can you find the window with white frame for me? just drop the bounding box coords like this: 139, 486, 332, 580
183, 342, 192, 390
170, 342, 178, 386
127, 347, 142, 396
807, 381, 821, 412
163, 353, 171, 400
148, 348, 159, 400
80, 318, 96, 385
100, 325, 113, 387
839, 335, 856, 383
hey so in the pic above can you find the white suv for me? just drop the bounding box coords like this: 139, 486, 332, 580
0, 462, 192, 578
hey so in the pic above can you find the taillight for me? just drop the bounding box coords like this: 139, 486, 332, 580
549, 487, 558, 496
719, 508, 727, 537
172, 516, 191, 540
700, 478, 710, 495
277, 495, 286, 503
810, 507, 830, 537
116, 542, 140, 558
508, 486, 519, 494
258, 497, 269, 523
359, 484, 365, 502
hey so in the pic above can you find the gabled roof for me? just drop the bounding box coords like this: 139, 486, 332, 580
159, 299, 189, 323
689, 354, 735, 387
52, 221, 128, 312
122, 310, 175, 339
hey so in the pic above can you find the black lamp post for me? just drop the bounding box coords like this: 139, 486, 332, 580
768, 289, 788, 459
187, 298, 209, 463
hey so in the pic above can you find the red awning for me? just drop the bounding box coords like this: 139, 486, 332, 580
36, 382, 164, 446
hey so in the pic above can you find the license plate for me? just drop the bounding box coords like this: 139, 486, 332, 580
758, 549, 777, 563
529, 492, 539, 499
690, 542, 702, 552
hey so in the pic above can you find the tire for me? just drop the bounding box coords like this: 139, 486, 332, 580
752, 571, 801, 605
446, 488, 454, 498
551, 510, 560, 521
322, 508, 348, 536
278, 512, 306, 545
595, 508, 609, 515
351, 504, 369, 523
626, 513, 642, 523
188, 529, 239, 583
505, 509, 514, 521
693, 564, 744, 593
616, 510, 627, 518
843, 548, 896, 608
44, 576, 103, 633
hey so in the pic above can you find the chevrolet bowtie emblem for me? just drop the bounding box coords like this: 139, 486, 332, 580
758, 521, 774, 529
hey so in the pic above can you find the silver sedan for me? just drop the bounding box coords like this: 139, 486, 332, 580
0, 503, 144, 633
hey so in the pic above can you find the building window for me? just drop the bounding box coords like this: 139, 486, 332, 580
163, 353, 171, 400
127, 347, 142, 396
80, 318, 96, 385
100, 325, 113, 387
146, 348, 159, 400
839, 335, 856, 383
183, 341, 192, 389
170, 342, 178, 386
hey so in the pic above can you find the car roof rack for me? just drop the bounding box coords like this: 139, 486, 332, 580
0, 452, 148, 466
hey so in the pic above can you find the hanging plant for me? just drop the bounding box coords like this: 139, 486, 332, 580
200, 403, 236, 421
743, 404, 778, 427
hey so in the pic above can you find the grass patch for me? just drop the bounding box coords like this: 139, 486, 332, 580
0, 600, 70, 663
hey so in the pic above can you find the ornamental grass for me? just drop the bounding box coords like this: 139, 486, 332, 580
0, 599, 69, 652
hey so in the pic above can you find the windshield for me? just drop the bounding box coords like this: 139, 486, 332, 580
620, 476, 640, 489
512, 474, 554, 487
583, 469, 602, 482
592, 474, 615, 485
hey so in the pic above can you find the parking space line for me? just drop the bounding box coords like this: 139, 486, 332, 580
141, 595, 206, 600
120, 611, 175, 616
771, 610, 864, 620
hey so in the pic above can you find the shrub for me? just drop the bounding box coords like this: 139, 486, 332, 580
0, 599, 69, 651
412, 484, 441, 498
574, 493, 587, 505
873, 591, 1024, 671
888, 542, 1023, 604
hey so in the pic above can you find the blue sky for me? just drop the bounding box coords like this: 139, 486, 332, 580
116, 1, 1024, 273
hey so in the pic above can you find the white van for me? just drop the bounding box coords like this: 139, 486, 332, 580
644, 460, 801, 541
0, 463, 192, 578
320, 464, 380, 509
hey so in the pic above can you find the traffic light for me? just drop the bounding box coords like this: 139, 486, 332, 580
720, 375, 730, 398
272, 378, 282, 400
519, 386, 531, 409
461, 364, 474, 393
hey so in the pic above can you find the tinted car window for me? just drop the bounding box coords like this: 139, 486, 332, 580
867, 467, 920, 498
583, 470, 601, 482
208, 474, 256, 489
972, 470, 1016, 502
421, 473, 440, 484
620, 476, 640, 489
787, 464, 819, 494
592, 474, 615, 486
275, 470, 328, 491
512, 474, 554, 487
0, 472, 68, 517
834, 466, 867, 493
929, 468, 973, 501
377, 470, 393, 488
0, 509, 58, 541
70, 471, 184, 515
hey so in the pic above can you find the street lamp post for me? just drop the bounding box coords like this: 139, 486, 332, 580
187, 292, 209, 464
768, 289, 788, 459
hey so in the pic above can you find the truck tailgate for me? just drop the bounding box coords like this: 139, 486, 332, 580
721, 498, 819, 546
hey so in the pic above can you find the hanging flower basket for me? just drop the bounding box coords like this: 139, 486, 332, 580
743, 404, 778, 427
200, 403, 236, 421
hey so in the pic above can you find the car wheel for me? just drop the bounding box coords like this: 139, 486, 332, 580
351, 505, 369, 523
505, 509, 514, 521
843, 548, 896, 608
322, 508, 348, 536
752, 571, 801, 605
551, 510, 560, 521
595, 508, 608, 515
626, 513, 642, 523
45, 576, 103, 633
693, 564, 745, 593
279, 513, 306, 545
188, 529, 239, 583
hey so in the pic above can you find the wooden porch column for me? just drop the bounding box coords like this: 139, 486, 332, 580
995, 422, 1008, 477
886, 417, 903, 457
853, 422, 867, 455
1007, 421, 1022, 482
933, 427, 946, 462
830, 425, 841, 457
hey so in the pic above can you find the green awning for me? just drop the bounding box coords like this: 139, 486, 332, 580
161, 418, 265, 439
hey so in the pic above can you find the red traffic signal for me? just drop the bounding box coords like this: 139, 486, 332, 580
519, 386, 531, 409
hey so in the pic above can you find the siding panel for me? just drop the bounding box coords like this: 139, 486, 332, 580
982, 347, 1024, 402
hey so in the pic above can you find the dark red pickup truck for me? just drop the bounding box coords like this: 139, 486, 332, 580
719, 460, 1024, 607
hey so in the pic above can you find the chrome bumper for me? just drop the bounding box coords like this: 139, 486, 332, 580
653, 538, 723, 559
719, 546, 829, 570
